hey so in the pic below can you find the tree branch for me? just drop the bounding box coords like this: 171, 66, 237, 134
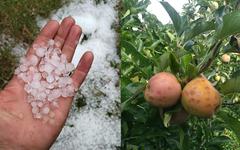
222, 101, 240, 106
198, 41, 222, 74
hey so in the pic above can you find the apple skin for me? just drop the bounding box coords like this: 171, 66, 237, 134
181, 77, 221, 118
221, 54, 230, 63
144, 72, 182, 108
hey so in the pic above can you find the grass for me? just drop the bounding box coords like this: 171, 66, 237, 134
0, 0, 67, 89
0, 46, 17, 89
0, 0, 66, 44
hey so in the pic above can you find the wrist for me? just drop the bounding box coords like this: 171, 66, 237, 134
0, 145, 29, 150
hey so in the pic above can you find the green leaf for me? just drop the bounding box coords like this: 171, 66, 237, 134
181, 54, 192, 69
169, 53, 181, 74
215, 6, 226, 33
126, 144, 138, 150
217, 110, 240, 142
231, 69, 240, 78
160, 1, 183, 35
183, 20, 215, 41
198, 41, 222, 73
137, 39, 144, 52
181, 54, 197, 78
163, 113, 171, 127
179, 128, 185, 150
121, 82, 145, 101
149, 40, 161, 49
217, 11, 240, 39
158, 52, 170, 71
121, 40, 151, 68
166, 30, 175, 41
220, 74, 240, 94
121, 82, 146, 111
122, 51, 150, 79
167, 139, 181, 150
208, 136, 231, 146
183, 40, 195, 51
186, 64, 198, 80
122, 121, 129, 136
122, 9, 131, 20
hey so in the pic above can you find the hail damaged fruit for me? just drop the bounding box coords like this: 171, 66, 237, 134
221, 54, 230, 63
15, 39, 76, 121
181, 76, 221, 118
144, 72, 182, 108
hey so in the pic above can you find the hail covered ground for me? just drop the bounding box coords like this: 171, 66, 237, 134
36, 0, 120, 149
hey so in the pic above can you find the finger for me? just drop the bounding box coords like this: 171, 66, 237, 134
71, 51, 94, 88
54, 17, 75, 49
26, 20, 59, 56
56, 51, 93, 122
61, 25, 82, 62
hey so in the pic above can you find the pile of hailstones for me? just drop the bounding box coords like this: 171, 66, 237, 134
15, 40, 77, 120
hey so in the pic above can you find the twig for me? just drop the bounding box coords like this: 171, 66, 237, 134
121, 84, 146, 111
198, 41, 222, 74
222, 101, 240, 106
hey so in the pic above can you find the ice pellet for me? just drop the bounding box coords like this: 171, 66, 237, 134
34, 113, 42, 119
55, 41, 61, 48
15, 39, 77, 122
20, 65, 28, 72
14, 68, 21, 75
33, 73, 41, 81
66, 63, 75, 72
31, 80, 41, 89
29, 55, 39, 66
52, 101, 59, 108
48, 39, 55, 46
32, 107, 39, 114
37, 102, 44, 107
46, 75, 54, 83
42, 107, 50, 115
44, 64, 55, 74
31, 102, 37, 107
36, 48, 46, 57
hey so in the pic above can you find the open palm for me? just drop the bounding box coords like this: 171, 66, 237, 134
0, 17, 93, 150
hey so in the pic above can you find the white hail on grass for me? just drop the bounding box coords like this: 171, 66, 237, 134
36, 0, 120, 149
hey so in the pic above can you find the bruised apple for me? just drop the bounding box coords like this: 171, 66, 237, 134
144, 72, 182, 108
181, 77, 221, 117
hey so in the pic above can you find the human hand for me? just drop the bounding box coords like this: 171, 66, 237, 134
0, 17, 94, 150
